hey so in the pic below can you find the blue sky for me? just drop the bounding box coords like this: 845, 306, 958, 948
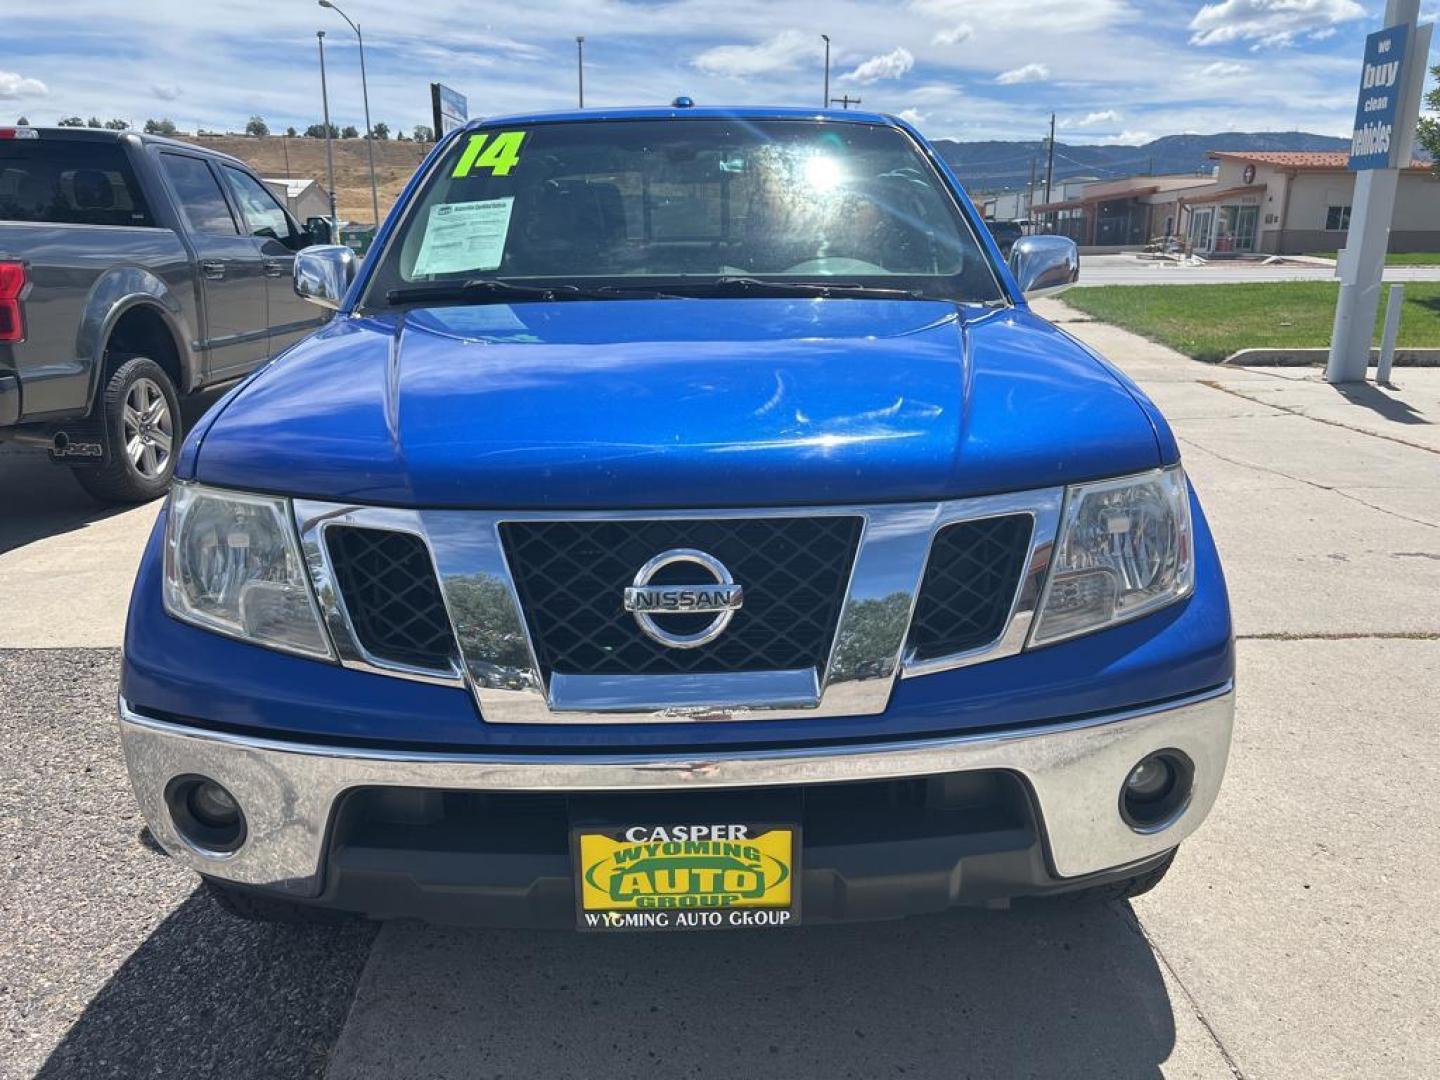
3, 1, 1437, 145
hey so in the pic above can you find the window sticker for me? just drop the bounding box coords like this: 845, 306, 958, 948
451, 131, 526, 178
411, 197, 515, 276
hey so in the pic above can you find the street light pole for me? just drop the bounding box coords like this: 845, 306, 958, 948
320, 1, 380, 230
316, 30, 339, 239
821, 34, 830, 108
576, 36, 585, 108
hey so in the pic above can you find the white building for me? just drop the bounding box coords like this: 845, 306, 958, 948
262, 177, 332, 224
1030, 151, 1439, 255
1182, 151, 1439, 255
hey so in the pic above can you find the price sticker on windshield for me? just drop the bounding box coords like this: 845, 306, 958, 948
452, 131, 527, 178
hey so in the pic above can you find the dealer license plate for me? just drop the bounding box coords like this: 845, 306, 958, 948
573, 822, 800, 932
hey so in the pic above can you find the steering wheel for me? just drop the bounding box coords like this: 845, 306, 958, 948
780, 256, 889, 275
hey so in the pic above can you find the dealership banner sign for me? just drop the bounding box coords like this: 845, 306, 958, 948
1349, 24, 1409, 170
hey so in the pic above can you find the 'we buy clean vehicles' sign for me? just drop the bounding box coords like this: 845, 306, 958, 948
1349, 24, 1408, 170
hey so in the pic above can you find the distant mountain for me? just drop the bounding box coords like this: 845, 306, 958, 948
933, 131, 1353, 193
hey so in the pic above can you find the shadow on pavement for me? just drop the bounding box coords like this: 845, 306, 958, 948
327, 902, 1181, 1079
36, 889, 377, 1080
1331, 381, 1430, 425
0, 388, 226, 556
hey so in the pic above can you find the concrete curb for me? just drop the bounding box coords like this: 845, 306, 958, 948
1223, 346, 1440, 366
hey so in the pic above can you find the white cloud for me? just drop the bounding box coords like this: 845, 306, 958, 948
1196, 60, 1248, 78
995, 63, 1049, 85
0, 71, 47, 99
151, 84, 181, 101
1189, 0, 1365, 48
843, 46, 915, 84
932, 24, 974, 46
898, 107, 927, 125
1106, 130, 1154, 145
1068, 109, 1121, 128
693, 30, 815, 78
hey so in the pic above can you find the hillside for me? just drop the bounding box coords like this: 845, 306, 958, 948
933, 131, 1355, 192
176, 134, 429, 225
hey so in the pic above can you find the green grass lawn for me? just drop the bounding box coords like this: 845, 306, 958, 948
1063, 282, 1440, 363
1303, 251, 1440, 266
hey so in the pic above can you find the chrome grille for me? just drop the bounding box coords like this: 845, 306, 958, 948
500, 517, 863, 679
325, 526, 455, 671
907, 514, 1033, 662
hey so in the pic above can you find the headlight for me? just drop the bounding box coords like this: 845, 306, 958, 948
1030, 466, 1194, 645
163, 483, 334, 659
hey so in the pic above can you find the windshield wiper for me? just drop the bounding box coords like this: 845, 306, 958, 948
386, 279, 681, 306
695, 277, 927, 301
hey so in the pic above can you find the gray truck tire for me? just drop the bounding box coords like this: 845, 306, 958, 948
74, 355, 180, 505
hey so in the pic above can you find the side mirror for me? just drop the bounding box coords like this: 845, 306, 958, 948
294, 244, 357, 310
1007, 235, 1080, 300
304, 216, 334, 246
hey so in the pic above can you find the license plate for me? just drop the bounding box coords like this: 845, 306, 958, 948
573, 822, 800, 932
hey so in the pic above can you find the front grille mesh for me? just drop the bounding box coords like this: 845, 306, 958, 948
326, 526, 455, 670
907, 514, 1033, 662
501, 517, 862, 679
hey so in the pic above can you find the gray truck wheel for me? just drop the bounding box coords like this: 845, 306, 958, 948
74, 356, 180, 505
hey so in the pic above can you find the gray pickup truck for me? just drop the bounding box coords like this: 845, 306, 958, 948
0, 125, 332, 502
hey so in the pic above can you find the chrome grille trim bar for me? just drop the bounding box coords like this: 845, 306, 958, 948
292, 490, 1064, 724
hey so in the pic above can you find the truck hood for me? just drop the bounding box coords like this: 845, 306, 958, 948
192, 298, 1164, 508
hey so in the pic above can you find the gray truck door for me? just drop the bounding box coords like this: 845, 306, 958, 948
159, 152, 269, 383
217, 165, 327, 355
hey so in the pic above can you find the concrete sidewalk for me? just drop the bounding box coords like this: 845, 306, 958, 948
2, 302, 1436, 1078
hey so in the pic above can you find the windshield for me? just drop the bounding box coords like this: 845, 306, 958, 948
362, 118, 1003, 307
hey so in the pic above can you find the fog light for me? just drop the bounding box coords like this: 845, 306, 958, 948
188, 780, 240, 828
1125, 757, 1173, 801
165, 775, 247, 855
1119, 750, 1194, 832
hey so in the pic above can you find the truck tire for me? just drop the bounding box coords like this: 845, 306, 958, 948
1057, 848, 1177, 905
203, 879, 360, 926
73, 355, 180, 505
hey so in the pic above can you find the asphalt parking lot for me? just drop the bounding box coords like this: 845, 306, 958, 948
2, 304, 1437, 1078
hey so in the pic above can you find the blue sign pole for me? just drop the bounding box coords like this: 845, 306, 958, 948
1326, 0, 1433, 384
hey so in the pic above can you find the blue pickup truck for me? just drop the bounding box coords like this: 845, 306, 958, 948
118, 106, 1233, 931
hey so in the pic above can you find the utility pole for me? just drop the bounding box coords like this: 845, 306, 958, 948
576, 36, 585, 108
1043, 113, 1055, 205
822, 34, 831, 108
319, 2, 379, 230
830, 94, 861, 110
1027, 157, 1036, 224
317, 30, 339, 240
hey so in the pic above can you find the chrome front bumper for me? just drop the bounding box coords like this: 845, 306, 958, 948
118, 684, 1234, 897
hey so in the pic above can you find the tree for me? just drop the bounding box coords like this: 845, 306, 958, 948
143, 118, 178, 135
340, 124, 359, 139
304, 122, 339, 139
58, 116, 84, 127
1419, 63, 1440, 178
104, 118, 129, 130
396, 131, 409, 142
86, 116, 103, 128
245, 115, 269, 137
412, 124, 433, 143
285, 125, 298, 138
16, 116, 29, 126
369, 121, 389, 140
